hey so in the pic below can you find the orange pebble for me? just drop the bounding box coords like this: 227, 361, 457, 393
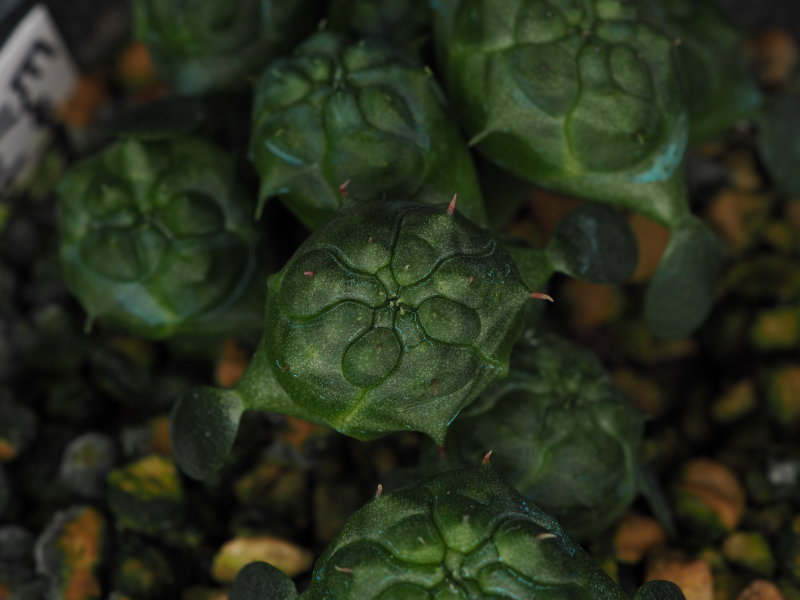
117, 42, 156, 89
215, 339, 249, 388
746, 28, 799, 88
629, 214, 670, 283
646, 549, 714, 600
56, 76, 107, 128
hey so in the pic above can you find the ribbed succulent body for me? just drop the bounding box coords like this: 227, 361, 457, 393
263, 200, 529, 442
304, 466, 628, 599
249, 31, 486, 230
447, 334, 643, 540
58, 138, 262, 340
431, 0, 689, 226
132, 0, 323, 94
170, 200, 539, 481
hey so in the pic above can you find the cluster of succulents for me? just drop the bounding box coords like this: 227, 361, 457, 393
3, 0, 800, 598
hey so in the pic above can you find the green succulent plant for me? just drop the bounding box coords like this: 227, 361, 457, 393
429, 0, 728, 339
430, 0, 688, 226
171, 200, 543, 480
442, 333, 643, 540
641, 0, 762, 143
132, 0, 324, 94
57, 137, 266, 341
305, 465, 629, 599
231, 466, 686, 599
249, 31, 486, 230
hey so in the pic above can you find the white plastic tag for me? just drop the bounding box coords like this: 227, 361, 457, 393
0, 4, 77, 198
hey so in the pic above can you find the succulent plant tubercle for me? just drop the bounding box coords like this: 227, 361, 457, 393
172, 199, 550, 480
304, 465, 629, 599
249, 31, 487, 230
430, 0, 690, 228
57, 137, 265, 341
444, 333, 644, 540
132, 0, 324, 94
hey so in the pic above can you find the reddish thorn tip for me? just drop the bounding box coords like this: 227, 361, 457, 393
447, 194, 458, 215
375, 483, 384, 497
304, 271, 315, 278
338, 180, 350, 197
530, 291, 554, 302
482, 450, 493, 465
467, 275, 475, 284
367, 236, 373, 244
437, 446, 447, 460
537, 532, 557, 540
334, 566, 354, 574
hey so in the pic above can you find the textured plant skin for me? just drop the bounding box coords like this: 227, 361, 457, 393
430, 0, 690, 227
444, 333, 643, 540
58, 138, 264, 341
641, 0, 761, 144
171, 200, 540, 480
263, 200, 529, 442
303, 465, 629, 599
249, 31, 486, 230
132, 0, 323, 94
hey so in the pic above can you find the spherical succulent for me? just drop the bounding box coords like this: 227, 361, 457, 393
263, 200, 531, 442
249, 31, 486, 230
58, 137, 264, 340
171, 200, 546, 480
431, 0, 690, 227
304, 465, 629, 599
641, 0, 761, 143
445, 333, 644, 540
132, 0, 323, 94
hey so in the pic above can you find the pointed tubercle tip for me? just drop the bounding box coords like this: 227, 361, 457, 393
537, 532, 557, 540
530, 291, 554, 302
375, 483, 383, 497
447, 194, 457, 215
482, 450, 493, 465
338, 180, 350, 197
303, 271, 315, 278
334, 566, 354, 574
437, 446, 446, 460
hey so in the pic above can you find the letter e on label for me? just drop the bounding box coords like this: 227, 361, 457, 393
0, 4, 77, 198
